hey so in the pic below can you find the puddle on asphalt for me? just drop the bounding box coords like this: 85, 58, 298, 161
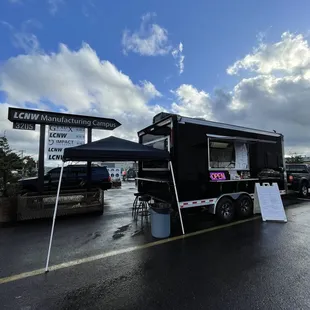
113, 232, 125, 239
112, 224, 131, 239
131, 229, 144, 237
117, 224, 130, 232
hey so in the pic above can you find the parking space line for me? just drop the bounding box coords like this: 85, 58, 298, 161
0, 216, 260, 285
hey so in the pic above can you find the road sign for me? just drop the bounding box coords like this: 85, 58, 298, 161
12, 122, 36, 131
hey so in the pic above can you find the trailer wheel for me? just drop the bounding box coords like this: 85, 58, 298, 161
236, 195, 253, 219
216, 197, 235, 223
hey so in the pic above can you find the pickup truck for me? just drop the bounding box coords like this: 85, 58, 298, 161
286, 163, 310, 198
19, 165, 112, 194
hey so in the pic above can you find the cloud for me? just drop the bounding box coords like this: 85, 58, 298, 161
1, 20, 41, 53
227, 32, 310, 75
0, 42, 163, 157
227, 74, 310, 148
0, 103, 40, 159
221, 32, 310, 154
122, 13, 171, 56
171, 84, 213, 119
3, 31, 310, 158
172, 42, 185, 74
168, 32, 310, 155
48, 0, 65, 15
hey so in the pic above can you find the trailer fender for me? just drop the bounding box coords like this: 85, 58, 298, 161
210, 192, 252, 215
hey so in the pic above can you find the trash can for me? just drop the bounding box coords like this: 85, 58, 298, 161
150, 204, 171, 239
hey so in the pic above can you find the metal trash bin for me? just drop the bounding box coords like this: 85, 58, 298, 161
150, 204, 171, 238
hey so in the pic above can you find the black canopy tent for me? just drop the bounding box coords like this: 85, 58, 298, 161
45, 136, 184, 271
62, 136, 171, 161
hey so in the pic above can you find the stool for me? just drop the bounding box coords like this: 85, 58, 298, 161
132, 193, 144, 218
134, 195, 151, 228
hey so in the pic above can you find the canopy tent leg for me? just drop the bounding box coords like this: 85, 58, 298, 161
169, 161, 185, 235
45, 161, 65, 272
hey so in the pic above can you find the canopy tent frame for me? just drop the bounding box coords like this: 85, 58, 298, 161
45, 137, 185, 272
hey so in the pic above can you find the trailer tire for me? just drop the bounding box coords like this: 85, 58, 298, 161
216, 197, 235, 223
236, 195, 253, 219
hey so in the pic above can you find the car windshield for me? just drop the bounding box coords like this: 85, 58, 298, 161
286, 165, 309, 173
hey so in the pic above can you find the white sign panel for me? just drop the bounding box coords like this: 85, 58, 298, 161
49, 126, 85, 133
254, 183, 287, 222
48, 131, 85, 140
235, 142, 249, 170
47, 139, 85, 147
107, 168, 121, 180
46, 126, 85, 161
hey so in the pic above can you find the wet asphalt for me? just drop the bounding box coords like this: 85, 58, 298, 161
1, 183, 310, 309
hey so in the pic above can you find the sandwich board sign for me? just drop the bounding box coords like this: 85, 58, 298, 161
254, 182, 287, 222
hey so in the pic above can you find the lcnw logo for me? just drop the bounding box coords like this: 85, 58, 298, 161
13, 112, 39, 121
49, 133, 67, 138
48, 154, 63, 160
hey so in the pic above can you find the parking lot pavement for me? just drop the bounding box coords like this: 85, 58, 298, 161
1, 197, 310, 310
0, 181, 147, 278
0, 182, 307, 279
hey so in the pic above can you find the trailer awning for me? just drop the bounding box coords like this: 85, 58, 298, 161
206, 134, 277, 144
62, 136, 170, 162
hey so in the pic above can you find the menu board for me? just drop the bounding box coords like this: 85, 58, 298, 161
235, 142, 249, 170
254, 183, 287, 222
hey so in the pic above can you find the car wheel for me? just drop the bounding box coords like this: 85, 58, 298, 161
299, 182, 308, 198
216, 197, 235, 223
236, 195, 253, 219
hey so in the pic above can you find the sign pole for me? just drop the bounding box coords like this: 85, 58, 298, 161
38, 124, 46, 194
87, 128, 92, 192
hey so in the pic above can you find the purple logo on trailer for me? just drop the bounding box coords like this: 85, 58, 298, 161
210, 172, 226, 181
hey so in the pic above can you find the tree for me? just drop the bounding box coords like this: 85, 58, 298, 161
23, 156, 37, 177
286, 154, 304, 164
0, 136, 23, 196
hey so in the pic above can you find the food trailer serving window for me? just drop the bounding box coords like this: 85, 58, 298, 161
208, 135, 250, 170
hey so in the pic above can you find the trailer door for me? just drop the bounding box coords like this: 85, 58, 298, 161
137, 119, 173, 202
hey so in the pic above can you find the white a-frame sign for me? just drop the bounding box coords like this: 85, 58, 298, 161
254, 183, 287, 222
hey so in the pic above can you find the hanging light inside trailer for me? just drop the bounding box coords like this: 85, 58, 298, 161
210, 141, 229, 148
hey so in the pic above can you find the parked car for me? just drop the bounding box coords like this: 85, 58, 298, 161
19, 165, 112, 194
126, 168, 137, 180
286, 163, 310, 198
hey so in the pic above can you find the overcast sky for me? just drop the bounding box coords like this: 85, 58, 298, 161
1, 0, 310, 163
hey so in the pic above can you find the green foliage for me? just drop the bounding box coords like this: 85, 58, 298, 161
286, 154, 304, 163
23, 155, 37, 177
0, 136, 36, 196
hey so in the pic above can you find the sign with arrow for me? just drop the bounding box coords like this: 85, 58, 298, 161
8, 107, 121, 130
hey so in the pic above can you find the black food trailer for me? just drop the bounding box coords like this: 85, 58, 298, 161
137, 113, 287, 224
